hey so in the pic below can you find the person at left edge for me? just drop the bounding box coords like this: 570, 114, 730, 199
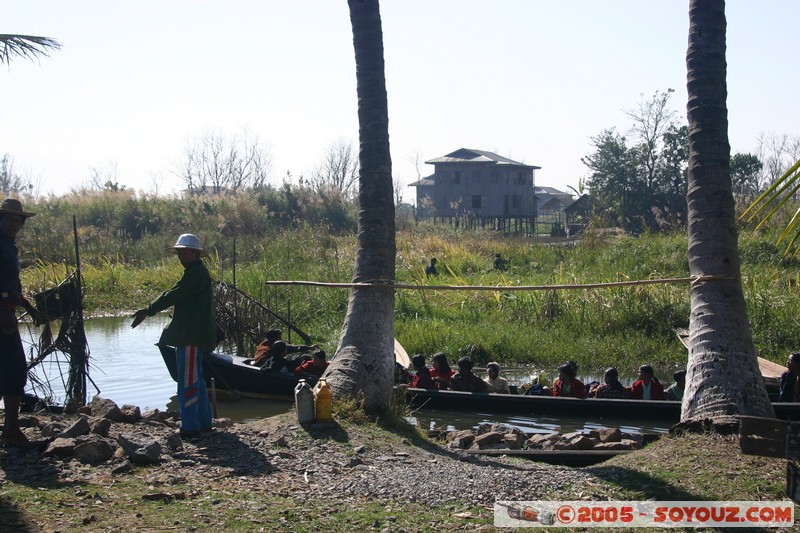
0, 199, 46, 446
131, 234, 216, 437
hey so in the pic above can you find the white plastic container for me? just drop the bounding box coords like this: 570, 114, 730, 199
294, 379, 315, 424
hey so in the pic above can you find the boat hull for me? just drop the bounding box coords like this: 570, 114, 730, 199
406, 388, 800, 423
158, 344, 315, 399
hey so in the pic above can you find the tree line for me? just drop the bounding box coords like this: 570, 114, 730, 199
582, 89, 799, 233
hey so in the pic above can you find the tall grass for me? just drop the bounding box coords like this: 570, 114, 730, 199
15, 191, 800, 378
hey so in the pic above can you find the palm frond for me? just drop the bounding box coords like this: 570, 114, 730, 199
740, 158, 800, 256
0, 34, 61, 65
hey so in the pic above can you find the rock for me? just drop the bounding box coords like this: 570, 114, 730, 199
90, 418, 112, 437
165, 433, 183, 451
447, 430, 475, 449
473, 431, 504, 449
524, 433, 560, 450
120, 405, 142, 424
18, 415, 39, 428
213, 417, 234, 429
555, 432, 595, 450
597, 427, 622, 443
273, 435, 288, 447
75, 405, 92, 415
61, 416, 91, 438
89, 396, 123, 422
43, 437, 76, 458
74, 437, 115, 464
346, 457, 364, 467
620, 438, 642, 450
40, 421, 65, 438
111, 462, 133, 475
117, 433, 162, 465
354, 445, 366, 454
503, 433, 523, 450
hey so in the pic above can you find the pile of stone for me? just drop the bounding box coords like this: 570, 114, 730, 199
18, 396, 232, 468
446, 422, 646, 452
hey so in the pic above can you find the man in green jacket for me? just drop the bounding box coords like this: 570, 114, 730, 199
131, 234, 216, 437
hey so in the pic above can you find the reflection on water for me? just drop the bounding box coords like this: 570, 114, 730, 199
24, 316, 671, 433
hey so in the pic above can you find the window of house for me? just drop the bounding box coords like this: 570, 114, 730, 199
453, 171, 461, 185
491, 171, 499, 183
472, 195, 482, 209
512, 195, 520, 208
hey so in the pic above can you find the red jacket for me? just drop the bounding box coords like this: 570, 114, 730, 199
430, 368, 455, 390
629, 379, 666, 400
411, 371, 436, 389
294, 359, 328, 378
553, 377, 587, 398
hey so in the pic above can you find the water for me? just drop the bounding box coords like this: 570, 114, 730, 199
23, 316, 292, 422
22, 317, 671, 434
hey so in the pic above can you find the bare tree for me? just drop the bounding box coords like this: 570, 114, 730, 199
405, 148, 424, 180
625, 89, 678, 193
0, 35, 60, 65
756, 131, 800, 190
176, 129, 273, 194
309, 138, 358, 197
88, 160, 123, 191
0, 154, 33, 194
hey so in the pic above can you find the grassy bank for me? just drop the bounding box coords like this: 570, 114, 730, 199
0, 415, 792, 532
19, 219, 800, 379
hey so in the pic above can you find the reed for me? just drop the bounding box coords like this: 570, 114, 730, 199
16, 191, 800, 378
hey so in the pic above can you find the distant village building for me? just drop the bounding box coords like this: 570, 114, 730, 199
409, 148, 541, 232
535, 186, 575, 214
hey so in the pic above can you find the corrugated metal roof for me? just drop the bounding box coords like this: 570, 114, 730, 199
425, 148, 541, 169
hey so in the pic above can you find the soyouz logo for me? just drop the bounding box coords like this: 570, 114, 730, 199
494, 501, 794, 528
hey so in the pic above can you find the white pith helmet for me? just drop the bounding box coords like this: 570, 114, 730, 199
168, 233, 208, 257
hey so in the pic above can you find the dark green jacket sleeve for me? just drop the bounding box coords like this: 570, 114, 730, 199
149, 261, 217, 351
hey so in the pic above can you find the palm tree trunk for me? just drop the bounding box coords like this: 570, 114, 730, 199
683, 0, 773, 420
324, 0, 396, 415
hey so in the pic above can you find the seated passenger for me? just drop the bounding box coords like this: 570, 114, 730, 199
294, 350, 329, 378
264, 341, 305, 374
449, 357, 489, 393
629, 364, 666, 400
779, 352, 800, 402
591, 367, 630, 399
409, 354, 436, 389
394, 361, 412, 384
551, 361, 586, 398
665, 369, 687, 401
429, 352, 455, 390
484, 362, 510, 394
252, 328, 317, 367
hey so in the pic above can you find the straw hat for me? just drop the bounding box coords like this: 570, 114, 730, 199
0, 199, 36, 218
168, 233, 208, 257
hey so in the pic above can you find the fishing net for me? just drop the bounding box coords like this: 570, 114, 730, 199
213, 280, 310, 357
24, 271, 94, 408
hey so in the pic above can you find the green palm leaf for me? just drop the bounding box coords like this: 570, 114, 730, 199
740, 158, 800, 256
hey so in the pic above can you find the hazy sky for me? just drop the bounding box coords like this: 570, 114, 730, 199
2, 1, 798, 201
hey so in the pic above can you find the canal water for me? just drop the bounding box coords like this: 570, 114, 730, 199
22, 316, 671, 436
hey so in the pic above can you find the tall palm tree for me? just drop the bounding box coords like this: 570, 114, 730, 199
0, 35, 60, 65
682, 0, 773, 420
324, 0, 396, 414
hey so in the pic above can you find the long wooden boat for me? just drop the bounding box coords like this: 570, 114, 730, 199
406, 388, 800, 423
159, 344, 314, 399
159, 340, 410, 400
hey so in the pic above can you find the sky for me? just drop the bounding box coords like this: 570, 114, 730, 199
2, 1, 798, 203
